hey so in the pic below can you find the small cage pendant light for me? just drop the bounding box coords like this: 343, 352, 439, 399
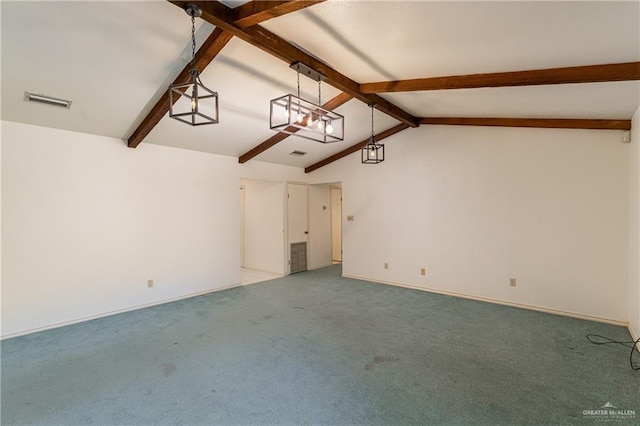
361, 104, 384, 164
168, 3, 219, 126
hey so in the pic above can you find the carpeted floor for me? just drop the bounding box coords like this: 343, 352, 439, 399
2, 265, 638, 425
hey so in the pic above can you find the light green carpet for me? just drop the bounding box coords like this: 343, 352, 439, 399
2, 265, 638, 425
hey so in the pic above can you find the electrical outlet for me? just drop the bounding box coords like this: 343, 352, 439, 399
420, 268, 426, 276
509, 277, 516, 287
347, 215, 355, 222
384, 262, 388, 269
147, 279, 154, 288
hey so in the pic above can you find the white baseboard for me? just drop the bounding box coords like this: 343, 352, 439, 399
343, 274, 627, 327
1, 282, 241, 340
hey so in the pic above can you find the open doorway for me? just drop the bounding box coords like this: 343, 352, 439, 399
239, 178, 286, 285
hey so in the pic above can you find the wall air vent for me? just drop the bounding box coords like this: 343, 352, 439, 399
290, 150, 307, 156
24, 92, 72, 109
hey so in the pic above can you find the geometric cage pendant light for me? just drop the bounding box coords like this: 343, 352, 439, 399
168, 3, 219, 126
361, 104, 384, 164
269, 62, 344, 143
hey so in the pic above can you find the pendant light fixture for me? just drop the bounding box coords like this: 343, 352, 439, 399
270, 62, 344, 143
362, 104, 384, 164
168, 4, 219, 126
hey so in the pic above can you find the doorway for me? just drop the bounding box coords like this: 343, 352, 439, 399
287, 183, 308, 273
240, 179, 285, 277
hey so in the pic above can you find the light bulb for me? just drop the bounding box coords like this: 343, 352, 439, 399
296, 112, 304, 123
326, 123, 333, 134
369, 147, 376, 159
317, 120, 324, 130
191, 97, 197, 112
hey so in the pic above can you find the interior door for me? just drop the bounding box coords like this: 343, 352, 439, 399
287, 183, 308, 273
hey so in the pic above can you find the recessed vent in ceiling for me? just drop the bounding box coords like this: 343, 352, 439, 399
24, 92, 72, 109
289, 150, 307, 156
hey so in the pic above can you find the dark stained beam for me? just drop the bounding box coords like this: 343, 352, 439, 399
360, 62, 640, 93
305, 123, 411, 173
169, 0, 420, 128
419, 117, 631, 131
239, 92, 353, 163
127, 28, 233, 148
128, 1, 320, 148
233, 1, 326, 28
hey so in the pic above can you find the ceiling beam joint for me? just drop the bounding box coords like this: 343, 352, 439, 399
170, 0, 420, 128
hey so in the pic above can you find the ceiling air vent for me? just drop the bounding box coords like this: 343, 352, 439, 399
24, 92, 72, 109
289, 150, 307, 156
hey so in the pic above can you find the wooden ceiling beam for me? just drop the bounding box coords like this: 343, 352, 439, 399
360, 62, 640, 93
127, 28, 233, 148
233, 1, 326, 28
239, 92, 352, 163
306, 116, 630, 173
419, 117, 631, 131
305, 123, 411, 173
169, 0, 420, 128
129, 1, 321, 148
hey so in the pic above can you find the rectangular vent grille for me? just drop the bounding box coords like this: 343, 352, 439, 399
290, 242, 307, 273
289, 150, 307, 156
24, 92, 72, 109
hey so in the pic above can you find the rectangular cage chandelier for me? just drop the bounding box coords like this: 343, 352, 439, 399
270, 62, 344, 143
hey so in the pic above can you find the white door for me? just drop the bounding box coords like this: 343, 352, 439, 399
287, 183, 308, 273
331, 187, 342, 262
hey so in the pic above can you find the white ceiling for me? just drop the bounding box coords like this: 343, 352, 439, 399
2, 1, 639, 169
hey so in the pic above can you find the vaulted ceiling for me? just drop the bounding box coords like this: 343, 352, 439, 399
2, 1, 639, 172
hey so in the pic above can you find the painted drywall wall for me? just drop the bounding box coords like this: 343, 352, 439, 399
241, 179, 285, 275
629, 107, 640, 340
310, 125, 629, 323
331, 186, 342, 262
0, 121, 3, 336
308, 184, 332, 269
1, 121, 305, 337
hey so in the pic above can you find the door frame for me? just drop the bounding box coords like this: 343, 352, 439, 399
286, 181, 309, 274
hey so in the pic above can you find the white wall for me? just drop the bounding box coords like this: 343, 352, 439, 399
1, 121, 304, 337
331, 186, 343, 262
308, 184, 332, 269
3, 119, 634, 336
629, 107, 640, 340
241, 179, 285, 275
310, 125, 629, 323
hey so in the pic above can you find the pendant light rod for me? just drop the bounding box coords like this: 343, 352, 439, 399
189, 10, 197, 67
370, 103, 375, 139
